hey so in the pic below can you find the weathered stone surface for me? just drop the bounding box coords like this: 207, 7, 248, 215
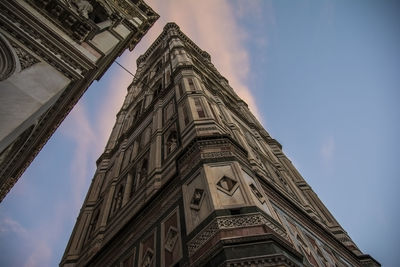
61, 22, 380, 267
0, 0, 159, 202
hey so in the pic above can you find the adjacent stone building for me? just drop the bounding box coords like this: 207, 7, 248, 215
61, 23, 379, 266
0, 0, 158, 201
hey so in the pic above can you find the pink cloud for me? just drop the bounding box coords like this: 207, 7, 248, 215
62, 103, 97, 210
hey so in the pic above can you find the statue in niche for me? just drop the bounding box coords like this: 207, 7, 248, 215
166, 131, 177, 154
72, 0, 93, 19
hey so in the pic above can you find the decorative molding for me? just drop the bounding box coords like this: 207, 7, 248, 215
187, 213, 288, 256
216, 176, 238, 196
219, 255, 299, 267
0, 33, 16, 80
9, 40, 39, 71
26, 0, 97, 42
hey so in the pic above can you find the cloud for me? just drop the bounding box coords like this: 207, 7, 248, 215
321, 136, 335, 162
24, 241, 51, 267
0, 216, 27, 235
62, 103, 97, 210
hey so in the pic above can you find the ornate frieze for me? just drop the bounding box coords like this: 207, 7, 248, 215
26, 0, 97, 42
187, 213, 288, 256
10, 40, 40, 71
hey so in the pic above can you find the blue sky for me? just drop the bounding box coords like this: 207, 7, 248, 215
0, 1, 399, 266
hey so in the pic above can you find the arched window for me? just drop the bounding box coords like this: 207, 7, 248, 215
113, 185, 124, 213
87, 209, 99, 240
166, 131, 178, 155
139, 158, 148, 184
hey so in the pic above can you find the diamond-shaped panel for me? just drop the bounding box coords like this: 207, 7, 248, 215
216, 176, 238, 196
142, 248, 154, 267
164, 226, 178, 252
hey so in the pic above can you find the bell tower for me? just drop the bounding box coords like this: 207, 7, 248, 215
61, 23, 379, 267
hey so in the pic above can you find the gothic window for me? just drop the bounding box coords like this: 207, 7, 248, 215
137, 134, 143, 150
165, 131, 178, 155
154, 80, 162, 98
142, 75, 149, 89
188, 78, 196, 91
208, 102, 218, 120
86, 209, 100, 242
178, 80, 184, 97
164, 100, 175, 122
113, 185, 124, 213
194, 98, 206, 118
122, 145, 133, 171
182, 103, 190, 126
155, 60, 162, 74
131, 140, 139, 160
139, 158, 148, 184
165, 70, 171, 85
142, 126, 152, 147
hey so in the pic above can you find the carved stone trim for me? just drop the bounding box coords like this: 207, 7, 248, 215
26, 0, 98, 42
216, 176, 238, 196
9, 41, 39, 71
219, 254, 299, 267
187, 213, 288, 256
0, 33, 16, 80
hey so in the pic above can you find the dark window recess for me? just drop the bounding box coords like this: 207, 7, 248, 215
155, 61, 162, 74
194, 98, 205, 118
154, 81, 162, 97
182, 104, 190, 125
165, 70, 170, 85
178, 81, 184, 97
113, 185, 124, 212
140, 159, 148, 183
188, 78, 195, 91
88, 1, 109, 24
229, 208, 241, 215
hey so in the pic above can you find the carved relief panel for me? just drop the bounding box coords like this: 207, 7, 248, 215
182, 172, 212, 234
121, 248, 136, 267
203, 162, 246, 209
163, 124, 178, 160
241, 170, 273, 216
139, 229, 157, 267
161, 208, 182, 267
